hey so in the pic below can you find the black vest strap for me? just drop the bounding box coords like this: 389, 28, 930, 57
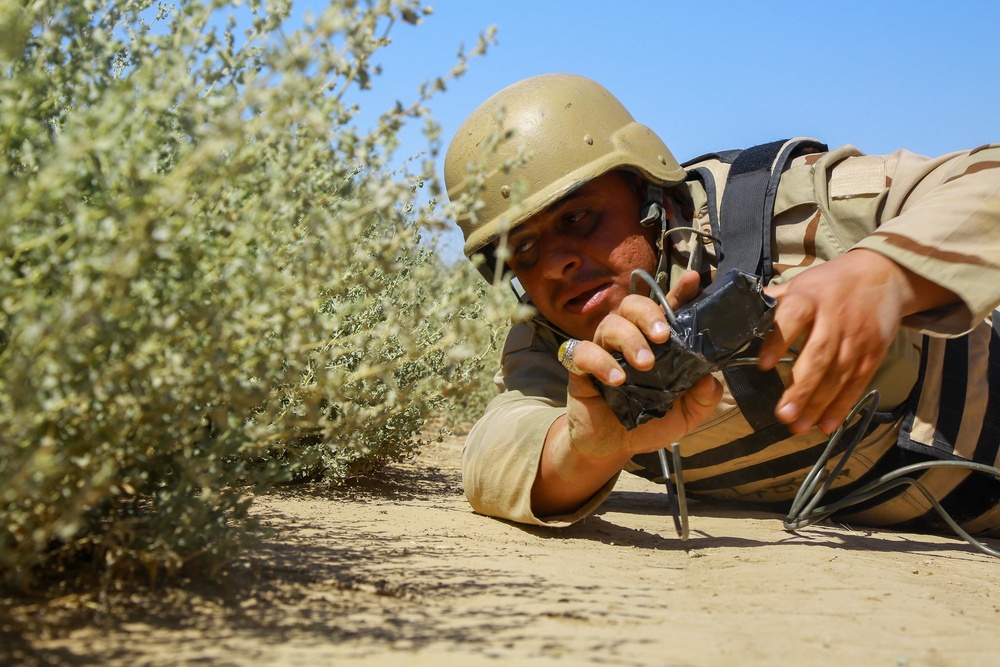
684, 139, 828, 448
716, 139, 827, 285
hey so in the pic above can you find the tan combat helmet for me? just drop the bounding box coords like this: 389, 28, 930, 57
444, 73, 687, 278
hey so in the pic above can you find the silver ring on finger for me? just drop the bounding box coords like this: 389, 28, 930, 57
558, 338, 584, 375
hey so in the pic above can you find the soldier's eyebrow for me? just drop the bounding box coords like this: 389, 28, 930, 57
501, 186, 594, 247
504, 218, 539, 246
544, 188, 588, 217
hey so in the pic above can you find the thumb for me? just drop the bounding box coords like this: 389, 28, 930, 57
667, 270, 701, 310
679, 375, 723, 427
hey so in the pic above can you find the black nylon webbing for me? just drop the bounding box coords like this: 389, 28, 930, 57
684, 166, 723, 249
716, 139, 826, 285
709, 139, 826, 447
724, 344, 789, 430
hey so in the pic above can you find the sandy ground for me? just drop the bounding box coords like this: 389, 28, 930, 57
6, 430, 1000, 667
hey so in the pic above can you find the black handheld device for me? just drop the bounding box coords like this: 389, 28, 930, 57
594, 269, 776, 430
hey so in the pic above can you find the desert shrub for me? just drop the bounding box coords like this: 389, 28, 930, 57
0, 0, 507, 589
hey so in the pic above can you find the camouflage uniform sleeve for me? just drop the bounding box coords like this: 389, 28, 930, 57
829, 144, 1000, 334
461, 322, 621, 526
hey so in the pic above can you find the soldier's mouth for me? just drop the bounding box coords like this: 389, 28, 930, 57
563, 283, 611, 315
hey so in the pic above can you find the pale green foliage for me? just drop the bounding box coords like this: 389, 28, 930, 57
0, 0, 506, 588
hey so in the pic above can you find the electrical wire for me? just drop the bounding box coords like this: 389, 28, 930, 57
657, 443, 689, 540
629, 268, 680, 333
783, 390, 1000, 558
628, 268, 686, 538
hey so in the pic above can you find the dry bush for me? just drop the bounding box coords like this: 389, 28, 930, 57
0, 0, 507, 589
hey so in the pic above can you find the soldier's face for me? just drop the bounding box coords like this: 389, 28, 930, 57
501, 171, 658, 340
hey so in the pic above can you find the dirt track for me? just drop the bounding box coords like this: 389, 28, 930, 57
8, 432, 1000, 666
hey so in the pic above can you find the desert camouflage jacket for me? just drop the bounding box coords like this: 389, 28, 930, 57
462, 141, 1000, 533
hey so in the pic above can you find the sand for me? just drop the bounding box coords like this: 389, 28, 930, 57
6, 431, 1000, 667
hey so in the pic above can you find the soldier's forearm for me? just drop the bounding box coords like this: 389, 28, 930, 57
530, 414, 630, 517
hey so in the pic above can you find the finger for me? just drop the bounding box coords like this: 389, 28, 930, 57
684, 374, 723, 413
774, 321, 842, 430
815, 346, 884, 433
759, 292, 814, 370
562, 339, 627, 385
816, 368, 878, 434
615, 294, 671, 344
621, 375, 723, 456
666, 270, 701, 311
783, 344, 855, 434
787, 322, 887, 433
656, 375, 723, 438
592, 311, 665, 371
758, 326, 793, 371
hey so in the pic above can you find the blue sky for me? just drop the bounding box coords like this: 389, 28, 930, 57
296, 1, 1000, 258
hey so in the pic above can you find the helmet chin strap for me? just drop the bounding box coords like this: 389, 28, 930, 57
641, 183, 717, 294
639, 184, 673, 293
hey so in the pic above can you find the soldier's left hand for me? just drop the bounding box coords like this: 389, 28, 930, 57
757, 249, 949, 434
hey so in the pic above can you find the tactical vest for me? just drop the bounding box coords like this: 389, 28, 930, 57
670, 139, 1000, 466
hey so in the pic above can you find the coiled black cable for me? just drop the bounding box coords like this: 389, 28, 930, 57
784, 390, 1000, 558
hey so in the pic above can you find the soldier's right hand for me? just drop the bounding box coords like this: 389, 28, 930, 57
530, 270, 722, 516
